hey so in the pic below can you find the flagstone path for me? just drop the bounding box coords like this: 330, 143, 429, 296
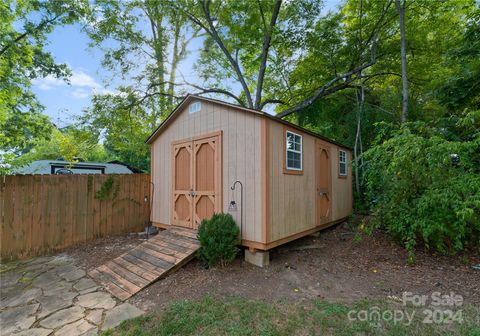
0, 254, 144, 335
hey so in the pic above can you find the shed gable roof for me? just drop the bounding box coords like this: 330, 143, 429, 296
145, 94, 351, 150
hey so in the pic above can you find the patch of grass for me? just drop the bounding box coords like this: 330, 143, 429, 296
102, 297, 480, 336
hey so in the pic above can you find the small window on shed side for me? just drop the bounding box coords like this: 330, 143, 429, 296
285, 130, 303, 172
339, 149, 347, 177
189, 101, 201, 114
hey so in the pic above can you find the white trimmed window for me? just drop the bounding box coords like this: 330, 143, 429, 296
286, 130, 302, 171
339, 150, 347, 176
188, 101, 201, 114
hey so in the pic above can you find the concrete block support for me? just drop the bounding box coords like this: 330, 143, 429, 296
245, 250, 269, 267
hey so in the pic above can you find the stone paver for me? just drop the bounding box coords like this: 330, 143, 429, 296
10, 328, 53, 336
0, 287, 42, 309
0, 271, 22, 288
79, 286, 100, 295
32, 269, 61, 288
47, 254, 74, 266
37, 294, 75, 319
101, 303, 144, 331
55, 264, 78, 275
77, 292, 116, 310
61, 268, 86, 282
54, 318, 97, 336
0, 255, 144, 335
0, 303, 39, 334
85, 309, 104, 325
74, 277, 97, 291
39, 306, 85, 329
22, 256, 55, 265
43, 277, 73, 290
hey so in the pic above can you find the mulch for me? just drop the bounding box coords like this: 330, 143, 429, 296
63, 220, 480, 311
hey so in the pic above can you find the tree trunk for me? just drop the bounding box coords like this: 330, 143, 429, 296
254, 0, 282, 110
396, 0, 408, 124
167, 19, 182, 109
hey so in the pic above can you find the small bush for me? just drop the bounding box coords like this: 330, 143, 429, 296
197, 213, 240, 267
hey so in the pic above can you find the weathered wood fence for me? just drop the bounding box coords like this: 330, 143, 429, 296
0, 174, 151, 260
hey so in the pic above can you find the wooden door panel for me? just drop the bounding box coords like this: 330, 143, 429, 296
174, 194, 191, 222
174, 146, 191, 190
192, 135, 221, 229
171, 132, 222, 230
316, 142, 331, 225
195, 142, 215, 191
194, 195, 215, 225
172, 142, 193, 228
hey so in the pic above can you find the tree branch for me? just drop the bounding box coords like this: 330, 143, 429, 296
277, 46, 378, 118
167, 0, 253, 107
181, 80, 245, 106
259, 98, 286, 110
276, 1, 393, 119
200, 0, 253, 108
254, 0, 282, 110
147, 79, 245, 107
0, 14, 61, 57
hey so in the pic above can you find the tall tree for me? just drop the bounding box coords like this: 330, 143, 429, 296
172, 0, 323, 110
0, 0, 89, 165
395, 0, 408, 123
171, 0, 393, 114
277, 0, 394, 118
85, 0, 199, 124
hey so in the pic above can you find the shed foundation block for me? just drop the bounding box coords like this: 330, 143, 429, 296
245, 250, 269, 267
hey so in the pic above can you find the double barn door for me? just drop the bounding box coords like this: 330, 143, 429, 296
172, 133, 222, 229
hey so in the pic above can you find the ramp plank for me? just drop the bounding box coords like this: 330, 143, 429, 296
88, 227, 199, 300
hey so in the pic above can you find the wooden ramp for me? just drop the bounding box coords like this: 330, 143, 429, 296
89, 227, 199, 300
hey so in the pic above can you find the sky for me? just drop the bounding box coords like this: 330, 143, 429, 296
32, 1, 342, 128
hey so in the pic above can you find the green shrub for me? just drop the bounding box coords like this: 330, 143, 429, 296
362, 116, 480, 258
197, 213, 240, 267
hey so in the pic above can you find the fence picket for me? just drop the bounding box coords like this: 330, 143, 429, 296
0, 174, 150, 260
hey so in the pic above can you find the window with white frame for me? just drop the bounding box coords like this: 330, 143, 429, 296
286, 130, 302, 171
339, 150, 347, 176
188, 101, 201, 114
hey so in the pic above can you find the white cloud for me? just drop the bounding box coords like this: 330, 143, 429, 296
34, 75, 66, 90
92, 88, 116, 95
34, 69, 107, 100
70, 70, 101, 89
71, 88, 90, 99
34, 69, 101, 91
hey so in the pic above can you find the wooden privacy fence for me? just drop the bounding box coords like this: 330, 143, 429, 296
0, 174, 151, 260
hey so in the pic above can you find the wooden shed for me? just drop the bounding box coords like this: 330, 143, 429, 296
146, 95, 352, 265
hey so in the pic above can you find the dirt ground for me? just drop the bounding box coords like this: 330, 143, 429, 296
65, 221, 480, 312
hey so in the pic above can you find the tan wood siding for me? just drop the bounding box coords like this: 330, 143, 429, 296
151, 100, 264, 243
267, 120, 353, 243
268, 120, 316, 242
331, 147, 353, 220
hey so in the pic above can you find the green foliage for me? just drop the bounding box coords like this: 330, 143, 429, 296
7, 127, 112, 175
197, 213, 240, 267
80, 89, 151, 171
191, 0, 322, 108
95, 176, 120, 200
0, 0, 90, 173
362, 116, 480, 255
80, 0, 195, 169
435, 8, 480, 110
